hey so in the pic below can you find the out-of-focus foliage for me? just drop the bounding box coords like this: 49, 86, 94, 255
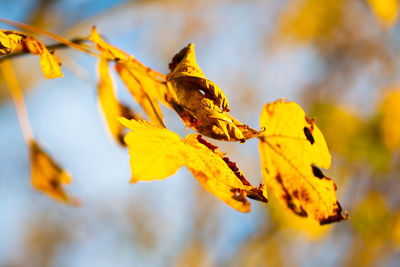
97, 58, 139, 145
90, 26, 168, 127
379, 88, 400, 150
367, 0, 399, 28
30, 141, 79, 206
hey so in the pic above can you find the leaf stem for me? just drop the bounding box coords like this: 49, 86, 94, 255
0, 18, 100, 57
0, 37, 88, 62
0, 59, 34, 143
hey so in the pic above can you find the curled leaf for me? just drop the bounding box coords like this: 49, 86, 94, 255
259, 99, 348, 224
0, 30, 25, 55
30, 141, 79, 206
168, 43, 229, 112
0, 30, 62, 79
97, 59, 139, 146
120, 118, 267, 212
166, 43, 259, 142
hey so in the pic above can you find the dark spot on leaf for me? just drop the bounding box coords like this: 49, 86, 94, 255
276, 144, 281, 148
311, 165, 324, 179
319, 201, 349, 225
276, 174, 307, 216
50, 178, 60, 189
303, 127, 315, 145
247, 184, 268, 203
230, 189, 248, 204
197, 135, 218, 151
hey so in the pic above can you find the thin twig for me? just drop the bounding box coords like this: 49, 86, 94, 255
0, 18, 100, 57
0, 38, 88, 62
0, 59, 34, 143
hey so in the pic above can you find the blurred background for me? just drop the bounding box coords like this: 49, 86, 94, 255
1, 0, 400, 266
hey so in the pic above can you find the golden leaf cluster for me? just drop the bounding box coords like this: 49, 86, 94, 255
0, 24, 348, 225
0, 30, 62, 79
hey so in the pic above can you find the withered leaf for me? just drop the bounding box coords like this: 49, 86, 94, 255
0, 30, 25, 55
119, 118, 267, 212
97, 59, 139, 146
89, 26, 169, 127
258, 99, 348, 224
166, 43, 260, 142
0, 30, 62, 79
30, 141, 79, 206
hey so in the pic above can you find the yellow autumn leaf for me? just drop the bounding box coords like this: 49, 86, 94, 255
89, 26, 169, 127
367, 0, 399, 28
89, 26, 130, 61
166, 43, 260, 142
30, 141, 79, 206
119, 117, 267, 212
119, 118, 187, 183
184, 134, 267, 212
0, 30, 25, 55
259, 99, 348, 224
380, 89, 400, 150
0, 30, 62, 78
23, 36, 63, 79
97, 59, 139, 145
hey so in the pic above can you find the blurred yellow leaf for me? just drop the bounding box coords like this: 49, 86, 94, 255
367, 0, 399, 28
120, 118, 267, 212
380, 89, 400, 150
30, 141, 79, 206
89, 26, 129, 61
90, 26, 169, 127
0, 30, 62, 79
115, 61, 167, 127
166, 43, 259, 142
277, 0, 344, 42
351, 192, 392, 245
97, 59, 138, 146
259, 99, 348, 224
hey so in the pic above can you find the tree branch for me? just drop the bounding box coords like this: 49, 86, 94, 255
0, 37, 88, 62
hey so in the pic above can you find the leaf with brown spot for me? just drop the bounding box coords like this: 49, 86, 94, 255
30, 141, 79, 206
120, 118, 267, 212
259, 99, 348, 224
166, 43, 260, 142
97, 59, 139, 146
